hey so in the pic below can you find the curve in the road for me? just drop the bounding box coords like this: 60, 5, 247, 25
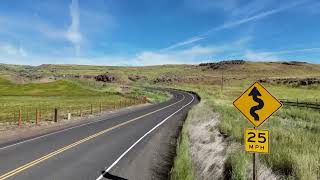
0, 89, 196, 180
97, 91, 194, 180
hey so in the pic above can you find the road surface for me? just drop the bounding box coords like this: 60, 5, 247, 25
0, 89, 197, 180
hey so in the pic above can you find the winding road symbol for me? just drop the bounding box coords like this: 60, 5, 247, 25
248, 87, 264, 121
233, 82, 282, 127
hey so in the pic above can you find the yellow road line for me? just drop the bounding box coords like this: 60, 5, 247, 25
0, 93, 185, 180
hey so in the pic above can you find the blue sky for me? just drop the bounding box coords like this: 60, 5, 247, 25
0, 0, 319, 66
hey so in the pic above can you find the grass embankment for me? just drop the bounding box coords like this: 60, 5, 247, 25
171, 82, 320, 179
0, 77, 170, 123
171, 113, 195, 180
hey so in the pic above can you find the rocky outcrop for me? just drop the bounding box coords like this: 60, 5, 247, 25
258, 77, 320, 86
281, 61, 307, 65
95, 73, 118, 82
199, 60, 245, 70
153, 72, 182, 83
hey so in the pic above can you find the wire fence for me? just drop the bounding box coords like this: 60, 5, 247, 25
280, 98, 320, 110
0, 97, 148, 126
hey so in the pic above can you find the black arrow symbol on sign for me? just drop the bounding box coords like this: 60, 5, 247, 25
248, 87, 264, 121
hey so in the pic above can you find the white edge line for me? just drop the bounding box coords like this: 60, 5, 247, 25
96, 92, 195, 180
0, 92, 179, 151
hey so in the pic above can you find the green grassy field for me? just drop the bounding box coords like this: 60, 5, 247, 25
0, 76, 169, 124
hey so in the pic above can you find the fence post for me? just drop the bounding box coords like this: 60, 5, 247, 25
80, 107, 82, 117
100, 103, 102, 113
36, 109, 39, 126
91, 104, 93, 114
18, 110, 22, 127
54, 108, 58, 122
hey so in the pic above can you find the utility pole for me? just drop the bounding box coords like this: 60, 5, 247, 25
221, 70, 224, 92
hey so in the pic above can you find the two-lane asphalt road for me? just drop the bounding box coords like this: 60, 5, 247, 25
0, 89, 197, 180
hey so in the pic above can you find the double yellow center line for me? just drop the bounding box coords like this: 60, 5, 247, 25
0, 93, 185, 180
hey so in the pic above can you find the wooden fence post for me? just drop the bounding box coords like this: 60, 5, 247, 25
36, 109, 39, 126
54, 108, 58, 122
100, 103, 102, 113
91, 104, 93, 114
18, 110, 22, 127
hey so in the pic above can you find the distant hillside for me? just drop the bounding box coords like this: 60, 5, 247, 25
1, 61, 320, 85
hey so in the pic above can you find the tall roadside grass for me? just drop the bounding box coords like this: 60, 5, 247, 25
170, 83, 320, 179
171, 125, 195, 180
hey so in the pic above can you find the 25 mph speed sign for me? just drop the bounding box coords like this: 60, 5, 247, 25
245, 129, 269, 153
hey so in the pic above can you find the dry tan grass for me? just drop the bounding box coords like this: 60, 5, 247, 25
186, 101, 227, 179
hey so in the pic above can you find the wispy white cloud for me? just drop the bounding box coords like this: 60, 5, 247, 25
0, 43, 28, 57
209, 0, 306, 32
0, 37, 251, 66
0, 0, 107, 57
132, 37, 252, 65
244, 47, 320, 61
162, 36, 206, 51
244, 50, 281, 61
267, 48, 320, 55
134, 46, 220, 65
165, 0, 307, 50
66, 0, 82, 56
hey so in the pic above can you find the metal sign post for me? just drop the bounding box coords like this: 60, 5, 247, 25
253, 152, 256, 180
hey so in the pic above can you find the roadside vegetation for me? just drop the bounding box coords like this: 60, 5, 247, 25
171, 113, 195, 180
170, 82, 320, 179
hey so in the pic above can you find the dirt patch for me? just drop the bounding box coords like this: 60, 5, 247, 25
128, 74, 148, 81
31, 77, 56, 83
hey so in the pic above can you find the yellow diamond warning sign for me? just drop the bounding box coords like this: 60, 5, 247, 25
233, 82, 282, 127
245, 129, 269, 153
